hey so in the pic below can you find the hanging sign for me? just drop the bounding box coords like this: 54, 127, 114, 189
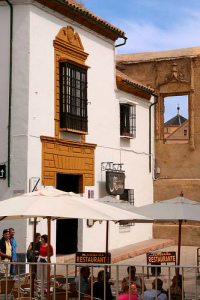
0, 164, 6, 179
106, 171, 125, 195
76, 252, 111, 264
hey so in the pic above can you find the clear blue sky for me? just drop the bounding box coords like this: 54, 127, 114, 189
84, 0, 200, 121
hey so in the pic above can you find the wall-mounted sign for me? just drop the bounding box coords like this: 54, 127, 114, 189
106, 171, 125, 195
147, 252, 176, 264
88, 190, 94, 199
0, 164, 6, 179
29, 177, 40, 192
76, 252, 111, 264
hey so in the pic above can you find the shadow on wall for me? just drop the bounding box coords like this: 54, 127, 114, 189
97, 181, 107, 198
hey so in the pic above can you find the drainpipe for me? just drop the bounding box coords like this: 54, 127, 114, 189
149, 95, 158, 173
6, 0, 13, 187
121, 81, 158, 173
115, 36, 128, 48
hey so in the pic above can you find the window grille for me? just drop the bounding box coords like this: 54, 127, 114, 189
60, 62, 88, 132
120, 104, 136, 138
120, 189, 134, 205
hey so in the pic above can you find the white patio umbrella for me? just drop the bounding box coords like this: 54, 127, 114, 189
0, 186, 150, 299
97, 196, 153, 255
0, 186, 149, 221
135, 193, 200, 269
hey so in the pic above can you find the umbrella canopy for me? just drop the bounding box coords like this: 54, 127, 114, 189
135, 196, 200, 222
136, 195, 200, 269
0, 186, 151, 300
0, 186, 150, 222
97, 195, 135, 210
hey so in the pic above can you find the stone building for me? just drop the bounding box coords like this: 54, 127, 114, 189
117, 47, 200, 246
164, 106, 188, 143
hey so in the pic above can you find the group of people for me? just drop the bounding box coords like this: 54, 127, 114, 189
27, 233, 53, 279
0, 229, 53, 279
0, 228, 17, 277
76, 265, 183, 300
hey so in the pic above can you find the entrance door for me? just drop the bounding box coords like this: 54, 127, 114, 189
56, 174, 80, 254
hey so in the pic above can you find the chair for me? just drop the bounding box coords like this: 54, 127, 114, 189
14, 273, 30, 289
51, 275, 65, 278
50, 275, 65, 288
54, 291, 71, 300
83, 296, 96, 300
69, 282, 78, 298
16, 298, 34, 300
0, 279, 15, 294
12, 289, 24, 299
20, 284, 31, 290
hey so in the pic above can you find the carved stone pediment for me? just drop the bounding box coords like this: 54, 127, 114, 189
157, 62, 191, 94
55, 26, 84, 50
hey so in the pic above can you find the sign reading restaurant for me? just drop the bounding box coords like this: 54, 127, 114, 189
76, 252, 111, 264
147, 252, 176, 264
106, 171, 125, 195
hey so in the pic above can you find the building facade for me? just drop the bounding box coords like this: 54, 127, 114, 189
117, 47, 200, 246
0, 0, 154, 261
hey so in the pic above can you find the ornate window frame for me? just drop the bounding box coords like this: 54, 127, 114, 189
155, 62, 194, 150
53, 26, 89, 138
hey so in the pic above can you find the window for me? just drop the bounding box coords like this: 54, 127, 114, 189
119, 189, 135, 227
60, 62, 88, 133
120, 189, 134, 205
164, 95, 188, 144
120, 104, 136, 138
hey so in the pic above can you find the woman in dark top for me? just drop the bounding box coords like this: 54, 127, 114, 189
93, 270, 113, 300
27, 233, 41, 273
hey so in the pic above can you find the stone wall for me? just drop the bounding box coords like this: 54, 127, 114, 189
117, 48, 200, 246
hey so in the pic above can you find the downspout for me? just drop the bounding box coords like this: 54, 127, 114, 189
121, 81, 158, 173
149, 95, 158, 173
115, 36, 128, 48
6, 0, 13, 187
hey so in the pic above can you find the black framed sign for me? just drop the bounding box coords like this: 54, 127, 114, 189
106, 171, 125, 195
0, 164, 6, 179
76, 252, 111, 264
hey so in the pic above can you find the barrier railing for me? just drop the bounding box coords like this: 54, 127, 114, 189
0, 262, 199, 300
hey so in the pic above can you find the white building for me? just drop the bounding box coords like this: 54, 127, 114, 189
0, 0, 155, 263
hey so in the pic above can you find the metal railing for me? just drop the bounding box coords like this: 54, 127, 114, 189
0, 262, 199, 300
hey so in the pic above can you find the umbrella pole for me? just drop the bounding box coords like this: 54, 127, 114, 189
177, 220, 182, 276
31, 218, 37, 298
47, 217, 51, 300
106, 221, 109, 254
106, 221, 109, 274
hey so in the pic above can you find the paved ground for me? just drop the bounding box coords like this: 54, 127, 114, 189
55, 239, 200, 299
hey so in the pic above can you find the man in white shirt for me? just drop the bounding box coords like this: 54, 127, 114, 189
0, 229, 12, 276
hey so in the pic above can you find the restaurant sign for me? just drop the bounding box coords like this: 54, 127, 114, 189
76, 252, 111, 264
147, 252, 176, 264
106, 171, 125, 195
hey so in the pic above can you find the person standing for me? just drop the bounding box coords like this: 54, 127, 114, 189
37, 234, 53, 280
0, 229, 13, 276
27, 233, 41, 274
9, 228, 17, 277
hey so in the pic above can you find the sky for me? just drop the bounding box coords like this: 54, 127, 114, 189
84, 0, 200, 121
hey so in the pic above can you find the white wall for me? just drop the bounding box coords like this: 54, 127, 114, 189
0, 4, 31, 253
82, 92, 154, 251
0, 1, 154, 256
